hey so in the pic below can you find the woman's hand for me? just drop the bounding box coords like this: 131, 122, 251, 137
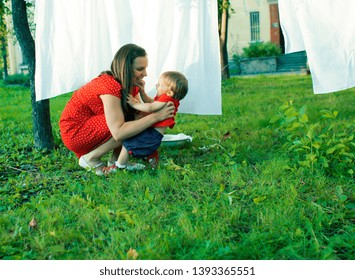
155, 101, 175, 121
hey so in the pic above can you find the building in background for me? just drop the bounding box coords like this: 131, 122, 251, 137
228, 0, 307, 74
227, 0, 283, 57
4, 2, 30, 77
6, 30, 26, 75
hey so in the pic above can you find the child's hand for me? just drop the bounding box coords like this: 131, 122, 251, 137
127, 95, 139, 107
138, 80, 145, 93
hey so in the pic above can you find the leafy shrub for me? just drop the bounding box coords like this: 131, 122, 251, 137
231, 53, 242, 75
231, 42, 282, 74
270, 101, 355, 177
4, 74, 29, 86
241, 41, 282, 58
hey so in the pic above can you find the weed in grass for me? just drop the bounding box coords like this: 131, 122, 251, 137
270, 101, 355, 177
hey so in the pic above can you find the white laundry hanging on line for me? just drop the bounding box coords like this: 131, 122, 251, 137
278, 0, 355, 94
34, 0, 221, 115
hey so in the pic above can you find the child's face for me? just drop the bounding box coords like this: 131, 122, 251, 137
155, 77, 173, 97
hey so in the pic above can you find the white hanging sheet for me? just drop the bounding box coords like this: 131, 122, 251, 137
279, 0, 355, 94
34, 0, 221, 115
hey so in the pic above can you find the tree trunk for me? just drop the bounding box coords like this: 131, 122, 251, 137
11, 0, 54, 150
1, 35, 8, 79
0, 12, 8, 79
219, 0, 230, 80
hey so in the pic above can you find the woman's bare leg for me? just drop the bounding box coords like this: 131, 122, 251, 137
81, 137, 121, 167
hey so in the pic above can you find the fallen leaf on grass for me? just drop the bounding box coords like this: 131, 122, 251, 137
223, 131, 231, 140
223, 128, 239, 140
253, 196, 266, 205
145, 187, 154, 202
29, 218, 38, 229
127, 247, 139, 260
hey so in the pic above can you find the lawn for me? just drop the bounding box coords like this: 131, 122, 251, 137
0, 74, 354, 260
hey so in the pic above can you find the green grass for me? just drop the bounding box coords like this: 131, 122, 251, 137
0, 74, 354, 260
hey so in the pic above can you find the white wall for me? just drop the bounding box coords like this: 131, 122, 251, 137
228, 0, 274, 57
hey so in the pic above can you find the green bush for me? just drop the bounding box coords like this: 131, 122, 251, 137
4, 74, 30, 86
231, 42, 282, 74
241, 41, 282, 58
231, 53, 242, 75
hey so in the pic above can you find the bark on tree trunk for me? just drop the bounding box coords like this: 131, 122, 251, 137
1, 35, 8, 79
219, 0, 230, 80
11, 0, 54, 150
0, 13, 8, 79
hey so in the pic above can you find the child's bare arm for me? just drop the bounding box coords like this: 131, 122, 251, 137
127, 95, 166, 113
134, 102, 166, 113
139, 89, 154, 104
138, 80, 154, 103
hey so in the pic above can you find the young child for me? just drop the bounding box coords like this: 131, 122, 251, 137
107, 71, 188, 171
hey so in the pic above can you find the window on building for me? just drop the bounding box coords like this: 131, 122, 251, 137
250, 12, 260, 42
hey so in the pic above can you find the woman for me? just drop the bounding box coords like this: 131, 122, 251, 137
59, 44, 174, 175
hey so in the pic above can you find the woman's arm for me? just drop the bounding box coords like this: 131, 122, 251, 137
100, 94, 174, 142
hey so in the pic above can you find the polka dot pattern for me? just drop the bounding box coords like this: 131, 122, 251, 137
59, 74, 136, 158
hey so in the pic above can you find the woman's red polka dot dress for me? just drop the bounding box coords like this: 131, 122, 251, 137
59, 74, 135, 158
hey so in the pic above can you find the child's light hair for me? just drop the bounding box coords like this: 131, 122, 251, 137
161, 71, 188, 100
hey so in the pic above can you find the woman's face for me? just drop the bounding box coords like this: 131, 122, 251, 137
132, 56, 148, 86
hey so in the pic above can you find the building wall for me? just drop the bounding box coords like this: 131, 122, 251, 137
227, 0, 279, 57
5, 2, 30, 76
6, 32, 24, 75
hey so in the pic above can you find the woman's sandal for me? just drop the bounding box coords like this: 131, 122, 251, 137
79, 156, 105, 176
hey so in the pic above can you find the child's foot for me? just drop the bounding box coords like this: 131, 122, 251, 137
103, 162, 146, 174
116, 162, 146, 171
145, 150, 159, 169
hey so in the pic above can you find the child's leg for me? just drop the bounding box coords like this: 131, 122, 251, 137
109, 146, 122, 165
112, 145, 145, 171
116, 145, 130, 168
